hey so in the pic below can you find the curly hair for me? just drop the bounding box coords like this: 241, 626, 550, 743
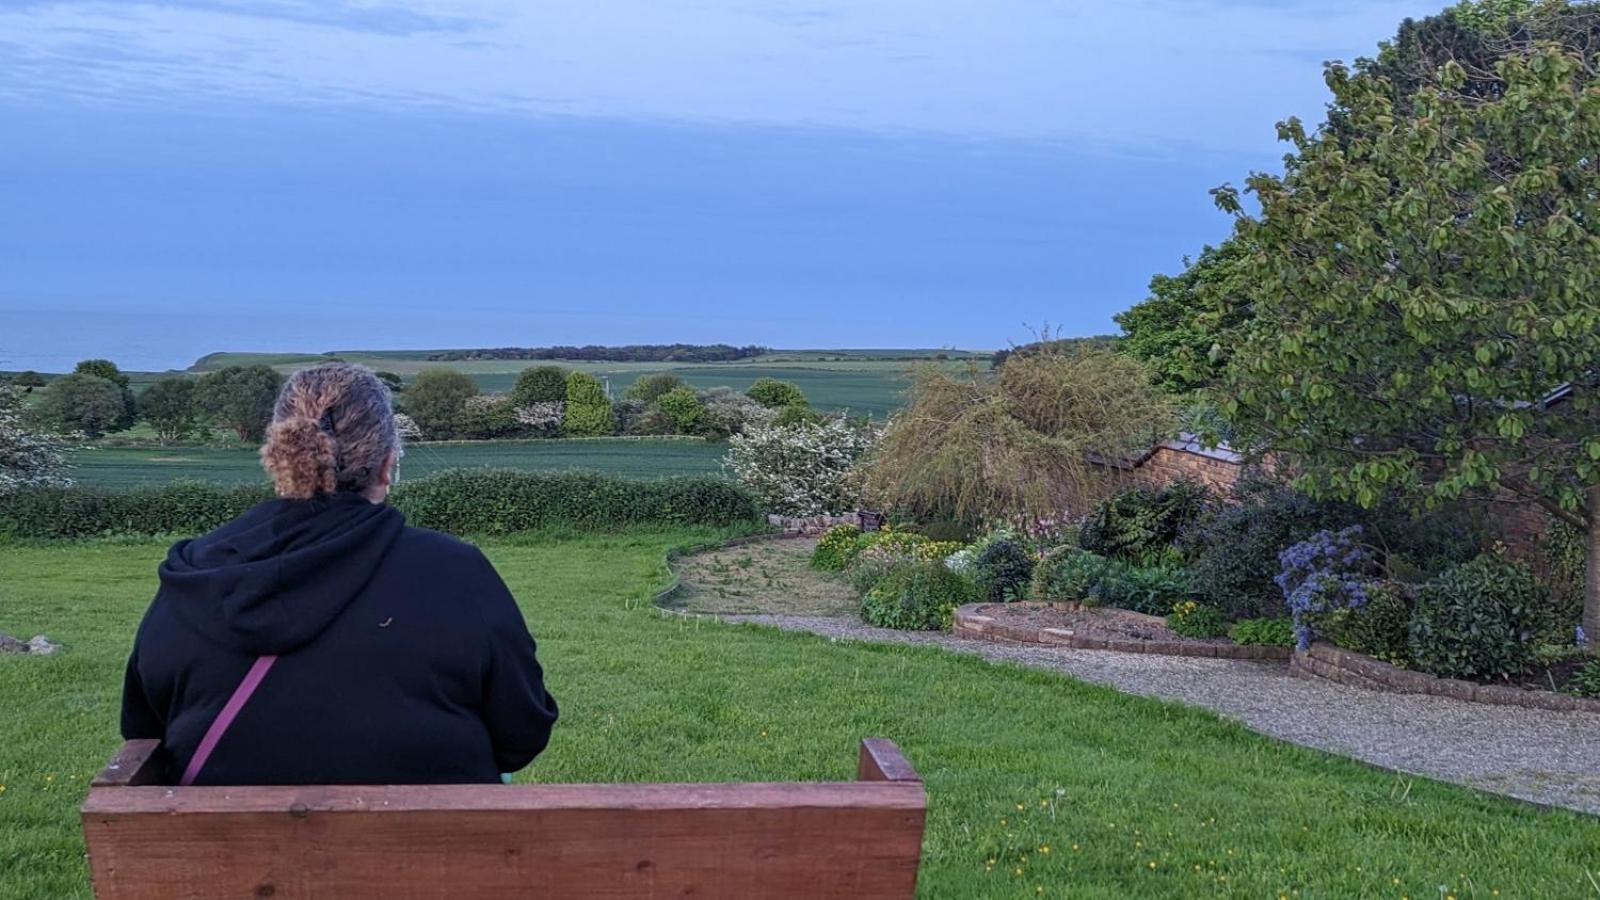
259, 363, 402, 499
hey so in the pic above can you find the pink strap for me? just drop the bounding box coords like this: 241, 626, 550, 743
179, 655, 278, 786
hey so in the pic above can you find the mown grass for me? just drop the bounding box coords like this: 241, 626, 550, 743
65, 438, 728, 488
1, 531, 1597, 898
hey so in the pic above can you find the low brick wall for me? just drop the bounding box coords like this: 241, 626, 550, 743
952, 604, 1290, 661
765, 512, 865, 535
1290, 642, 1600, 714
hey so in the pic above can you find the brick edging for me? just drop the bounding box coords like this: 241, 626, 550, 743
951, 604, 1291, 661
1290, 641, 1600, 714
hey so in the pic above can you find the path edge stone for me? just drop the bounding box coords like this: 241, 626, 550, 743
952, 603, 1291, 661
1290, 641, 1600, 715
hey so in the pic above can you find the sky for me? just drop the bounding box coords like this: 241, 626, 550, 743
0, 0, 1440, 371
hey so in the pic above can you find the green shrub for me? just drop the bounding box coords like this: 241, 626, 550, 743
971, 538, 1035, 602
1321, 582, 1412, 664
655, 387, 705, 433
1182, 480, 1488, 621
843, 528, 929, 592
1167, 600, 1228, 638
563, 372, 616, 437
510, 365, 570, 406
1229, 617, 1295, 647
1408, 555, 1546, 680
1090, 561, 1190, 616
1569, 657, 1600, 700
811, 524, 863, 571
1180, 482, 1350, 620
0, 471, 759, 538
1542, 520, 1586, 640
747, 377, 808, 409
860, 560, 978, 630
1079, 480, 1211, 565
1031, 546, 1112, 601
623, 373, 688, 404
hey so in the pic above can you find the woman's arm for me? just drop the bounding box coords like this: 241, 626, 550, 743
474, 556, 559, 774
120, 639, 164, 740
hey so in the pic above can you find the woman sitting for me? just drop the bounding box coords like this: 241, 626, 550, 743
121, 363, 558, 785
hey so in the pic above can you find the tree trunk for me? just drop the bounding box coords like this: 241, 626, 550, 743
1587, 484, 1600, 644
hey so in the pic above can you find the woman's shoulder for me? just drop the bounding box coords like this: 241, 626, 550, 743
387, 526, 497, 574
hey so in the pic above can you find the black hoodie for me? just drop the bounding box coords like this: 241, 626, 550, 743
121, 492, 558, 785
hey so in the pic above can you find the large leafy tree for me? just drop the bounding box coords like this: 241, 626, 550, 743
563, 371, 615, 437
196, 365, 284, 442
32, 373, 127, 438
1216, 45, 1600, 635
1348, 0, 1600, 125
404, 369, 479, 440
1115, 241, 1253, 394
72, 358, 135, 429
866, 346, 1173, 526
138, 377, 198, 442
509, 365, 569, 406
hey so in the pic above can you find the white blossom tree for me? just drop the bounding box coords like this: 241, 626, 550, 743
723, 418, 875, 515
0, 385, 72, 494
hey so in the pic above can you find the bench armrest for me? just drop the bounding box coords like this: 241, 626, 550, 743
92, 740, 164, 787
857, 739, 920, 783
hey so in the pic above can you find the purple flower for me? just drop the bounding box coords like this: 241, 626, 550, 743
1277, 526, 1375, 648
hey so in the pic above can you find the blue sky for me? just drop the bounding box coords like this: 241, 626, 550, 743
0, 0, 1437, 370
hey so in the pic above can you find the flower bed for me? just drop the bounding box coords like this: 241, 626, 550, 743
953, 602, 1291, 660
1290, 642, 1600, 714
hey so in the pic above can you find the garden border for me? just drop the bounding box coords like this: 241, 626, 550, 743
1289, 641, 1600, 714
951, 603, 1292, 660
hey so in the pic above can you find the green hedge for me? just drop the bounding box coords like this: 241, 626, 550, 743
393, 470, 757, 534
0, 470, 759, 539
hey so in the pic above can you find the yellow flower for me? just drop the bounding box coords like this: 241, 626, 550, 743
1148, 862, 1157, 870
1039, 846, 1050, 854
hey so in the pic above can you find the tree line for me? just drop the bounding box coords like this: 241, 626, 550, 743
423, 344, 769, 363
3, 360, 821, 446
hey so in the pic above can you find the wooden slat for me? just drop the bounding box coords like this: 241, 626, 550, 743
90, 740, 163, 787
82, 795, 925, 898
858, 738, 921, 783
81, 740, 928, 899
82, 781, 924, 816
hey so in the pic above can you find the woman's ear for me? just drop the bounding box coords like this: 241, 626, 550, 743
368, 449, 399, 502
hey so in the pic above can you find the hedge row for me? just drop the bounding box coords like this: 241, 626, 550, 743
0, 470, 760, 539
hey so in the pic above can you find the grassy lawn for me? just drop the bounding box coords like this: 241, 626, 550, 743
2, 531, 1597, 898
64, 438, 727, 488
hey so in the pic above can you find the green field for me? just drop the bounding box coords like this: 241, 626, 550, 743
183, 349, 989, 417
66, 439, 727, 488
3, 530, 1597, 898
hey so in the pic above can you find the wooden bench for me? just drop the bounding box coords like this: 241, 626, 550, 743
81, 738, 926, 898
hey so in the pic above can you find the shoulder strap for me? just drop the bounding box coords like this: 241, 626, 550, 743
179, 655, 278, 786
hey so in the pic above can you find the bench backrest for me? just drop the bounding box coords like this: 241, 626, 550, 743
80, 738, 925, 899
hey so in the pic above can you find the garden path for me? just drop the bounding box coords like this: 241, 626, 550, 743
720, 612, 1600, 814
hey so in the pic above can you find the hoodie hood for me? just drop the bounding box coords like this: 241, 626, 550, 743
158, 492, 405, 655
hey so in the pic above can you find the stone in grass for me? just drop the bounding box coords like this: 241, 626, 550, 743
0, 632, 61, 655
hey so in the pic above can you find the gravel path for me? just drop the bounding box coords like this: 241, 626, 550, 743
719, 612, 1600, 815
